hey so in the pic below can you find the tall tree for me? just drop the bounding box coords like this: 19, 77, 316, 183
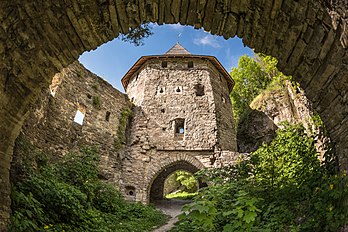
230, 54, 287, 125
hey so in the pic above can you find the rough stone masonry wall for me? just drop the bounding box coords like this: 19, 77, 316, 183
127, 58, 219, 150
209, 64, 237, 151
1, 0, 348, 229
11, 62, 131, 185
122, 57, 237, 202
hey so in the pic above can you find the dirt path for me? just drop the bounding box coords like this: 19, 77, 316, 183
152, 199, 190, 232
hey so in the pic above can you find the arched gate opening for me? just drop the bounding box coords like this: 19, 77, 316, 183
149, 161, 205, 202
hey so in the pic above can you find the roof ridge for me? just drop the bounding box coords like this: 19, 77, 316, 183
165, 43, 191, 55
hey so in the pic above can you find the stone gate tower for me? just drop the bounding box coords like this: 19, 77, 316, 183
120, 43, 238, 203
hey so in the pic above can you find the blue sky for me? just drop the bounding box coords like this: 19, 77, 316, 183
79, 23, 253, 92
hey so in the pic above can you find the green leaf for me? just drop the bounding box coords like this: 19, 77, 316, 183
244, 211, 257, 223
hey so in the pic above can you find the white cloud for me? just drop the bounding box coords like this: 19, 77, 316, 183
193, 35, 221, 48
166, 23, 185, 30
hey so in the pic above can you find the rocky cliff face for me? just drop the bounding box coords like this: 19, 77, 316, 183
237, 80, 328, 158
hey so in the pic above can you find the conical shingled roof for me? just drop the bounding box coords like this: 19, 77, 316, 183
122, 43, 235, 93
165, 42, 191, 55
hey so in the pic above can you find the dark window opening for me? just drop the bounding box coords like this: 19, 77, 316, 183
105, 111, 111, 122
161, 109, 165, 113
136, 74, 139, 81
210, 156, 217, 165
87, 93, 92, 99
131, 97, 135, 102
174, 118, 185, 136
176, 87, 181, 93
125, 186, 136, 197
188, 61, 194, 68
162, 61, 167, 68
195, 84, 205, 96
159, 87, 164, 93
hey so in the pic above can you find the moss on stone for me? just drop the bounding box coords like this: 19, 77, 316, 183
92, 95, 101, 109
114, 107, 132, 151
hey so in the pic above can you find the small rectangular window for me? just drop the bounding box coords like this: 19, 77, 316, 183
74, 104, 86, 125
195, 84, 205, 96
162, 61, 167, 68
74, 110, 85, 125
174, 118, 185, 139
188, 61, 194, 68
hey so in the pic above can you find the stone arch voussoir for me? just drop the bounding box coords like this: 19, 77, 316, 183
1, 1, 348, 230
146, 153, 205, 202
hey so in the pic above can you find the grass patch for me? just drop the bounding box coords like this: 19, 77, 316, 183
165, 191, 198, 200
92, 95, 101, 109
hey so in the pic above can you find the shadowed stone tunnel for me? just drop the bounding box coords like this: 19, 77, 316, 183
1, 0, 348, 229
149, 161, 202, 202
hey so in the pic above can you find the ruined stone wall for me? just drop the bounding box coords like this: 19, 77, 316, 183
12, 62, 131, 185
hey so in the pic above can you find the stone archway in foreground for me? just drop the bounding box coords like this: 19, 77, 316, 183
1, 1, 348, 229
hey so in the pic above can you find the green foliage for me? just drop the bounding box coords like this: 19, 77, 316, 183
252, 122, 320, 189
91, 83, 99, 91
92, 95, 101, 109
10, 146, 166, 232
230, 55, 271, 124
180, 199, 217, 231
120, 23, 153, 46
164, 171, 198, 199
114, 107, 132, 150
172, 123, 348, 232
175, 171, 198, 193
230, 54, 291, 125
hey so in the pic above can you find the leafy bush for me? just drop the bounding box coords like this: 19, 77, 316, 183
172, 124, 348, 232
10, 146, 166, 232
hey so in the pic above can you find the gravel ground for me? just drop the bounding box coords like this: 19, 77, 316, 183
152, 199, 190, 232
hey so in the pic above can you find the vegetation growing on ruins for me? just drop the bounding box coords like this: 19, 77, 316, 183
9, 145, 166, 232
114, 107, 132, 150
92, 95, 101, 109
230, 54, 291, 125
171, 123, 348, 232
